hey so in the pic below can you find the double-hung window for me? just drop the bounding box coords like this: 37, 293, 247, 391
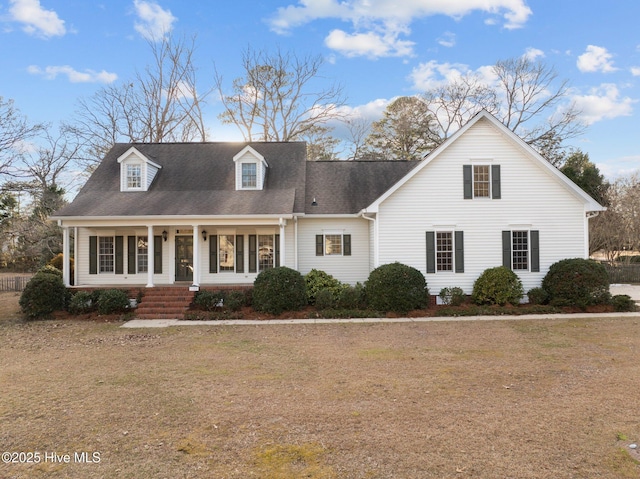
436, 232, 453, 271
126, 164, 142, 189
502, 230, 539, 272
219, 234, 235, 272
315, 233, 352, 256
258, 235, 274, 271
137, 236, 148, 273
426, 231, 464, 274
463, 164, 501, 199
99, 236, 114, 273
242, 163, 257, 188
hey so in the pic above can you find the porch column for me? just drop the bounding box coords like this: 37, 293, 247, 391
73, 227, 78, 286
62, 227, 70, 287
146, 225, 155, 287
279, 218, 286, 267
192, 225, 200, 286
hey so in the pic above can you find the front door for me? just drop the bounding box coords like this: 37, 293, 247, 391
175, 236, 193, 282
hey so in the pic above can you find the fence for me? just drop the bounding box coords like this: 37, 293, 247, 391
600, 262, 640, 284
0, 276, 31, 292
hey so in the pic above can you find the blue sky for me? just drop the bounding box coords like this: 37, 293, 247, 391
1, 0, 639, 179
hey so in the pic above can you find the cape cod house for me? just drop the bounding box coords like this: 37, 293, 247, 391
51, 110, 605, 299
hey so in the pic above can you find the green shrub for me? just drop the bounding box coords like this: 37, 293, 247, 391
315, 289, 335, 310
527, 287, 549, 305
305, 269, 343, 305
439, 286, 466, 306
225, 290, 246, 312
611, 294, 636, 312
193, 290, 225, 311
19, 273, 67, 319
336, 283, 366, 309
36, 264, 63, 278
364, 262, 429, 314
253, 267, 307, 314
68, 291, 94, 314
95, 289, 129, 315
472, 266, 523, 306
542, 258, 610, 309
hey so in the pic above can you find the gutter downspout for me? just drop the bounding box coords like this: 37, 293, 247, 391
360, 211, 378, 269
585, 210, 601, 258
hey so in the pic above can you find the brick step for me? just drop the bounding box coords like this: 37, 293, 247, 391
135, 287, 194, 320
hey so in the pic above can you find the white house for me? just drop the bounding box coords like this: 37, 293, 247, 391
51, 110, 605, 297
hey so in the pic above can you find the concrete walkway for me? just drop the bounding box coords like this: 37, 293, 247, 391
122, 311, 640, 328
121, 284, 640, 328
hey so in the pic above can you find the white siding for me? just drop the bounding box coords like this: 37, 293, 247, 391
297, 217, 370, 284
377, 118, 588, 295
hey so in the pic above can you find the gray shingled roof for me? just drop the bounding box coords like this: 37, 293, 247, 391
304, 160, 419, 214
53, 142, 420, 218
55, 142, 306, 217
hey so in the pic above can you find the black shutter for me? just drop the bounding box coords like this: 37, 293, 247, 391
115, 236, 124, 274
209, 235, 218, 273
531, 230, 540, 272
426, 231, 435, 274
127, 236, 136, 274
275, 234, 280, 267
344, 234, 351, 256
316, 235, 324, 256
236, 235, 244, 273
249, 235, 257, 273
502, 231, 512, 269
153, 236, 162, 274
492, 164, 501, 199
455, 231, 464, 273
463, 165, 472, 199
89, 236, 97, 275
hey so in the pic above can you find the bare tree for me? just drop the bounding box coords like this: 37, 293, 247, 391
0, 97, 45, 178
343, 116, 372, 160
68, 35, 209, 170
421, 73, 498, 142
493, 57, 585, 155
215, 47, 346, 142
590, 173, 640, 260
419, 57, 584, 163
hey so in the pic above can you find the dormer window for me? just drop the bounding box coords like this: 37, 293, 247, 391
117, 147, 161, 192
127, 164, 142, 189
234, 146, 268, 190
242, 163, 257, 188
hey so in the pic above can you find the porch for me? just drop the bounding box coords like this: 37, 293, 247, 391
60, 219, 291, 289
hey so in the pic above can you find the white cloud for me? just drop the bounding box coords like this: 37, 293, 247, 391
577, 45, 617, 73
523, 47, 544, 61
572, 84, 635, 124
27, 65, 117, 83
631, 67, 640, 76
409, 60, 479, 90
268, 0, 532, 58
437, 31, 456, 48
9, 0, 66, 38
325, 29, 414, 58
133, 0, 176, 40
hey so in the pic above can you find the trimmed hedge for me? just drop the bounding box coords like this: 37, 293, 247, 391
542, 258, 610, 309
253, 266, 308, 314
19, 272, 67, 319
305, 269, 343, 305
95, 289, 130, 315
472, 266, 523, 306
439, 286, 466, 306
365, 262, 428, 314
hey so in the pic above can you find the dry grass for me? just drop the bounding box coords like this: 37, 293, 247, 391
1, 291, 639, 478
